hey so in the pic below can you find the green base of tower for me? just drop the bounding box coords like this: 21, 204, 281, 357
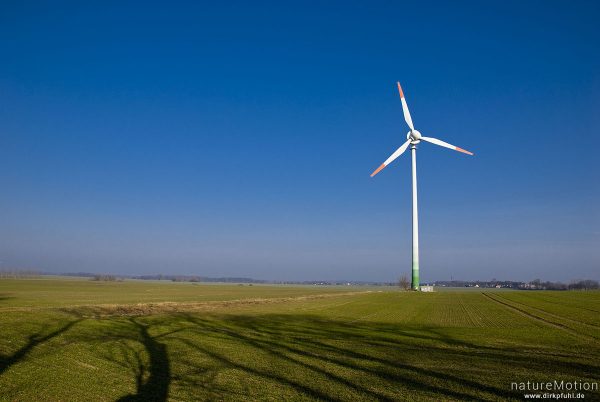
411, 264, 419, 291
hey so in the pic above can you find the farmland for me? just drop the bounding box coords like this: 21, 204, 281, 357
0, 278, 599, 401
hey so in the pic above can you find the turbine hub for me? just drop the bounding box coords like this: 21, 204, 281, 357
407, 130, 421, 144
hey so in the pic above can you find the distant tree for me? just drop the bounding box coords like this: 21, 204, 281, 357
92, 274, 116, 282
398, 274, 410, 291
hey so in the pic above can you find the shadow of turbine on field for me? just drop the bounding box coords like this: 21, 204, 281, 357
0, 316, 83, 375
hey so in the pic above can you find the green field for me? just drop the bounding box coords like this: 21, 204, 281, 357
1, 278, 599, 401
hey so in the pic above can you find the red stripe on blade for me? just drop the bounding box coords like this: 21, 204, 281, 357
370, 163, 386, 177
397, 82, 404, 98
455, 147, 474, 155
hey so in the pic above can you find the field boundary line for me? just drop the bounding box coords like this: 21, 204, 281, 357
481, 293, 597, 343
0, 291, 374, 316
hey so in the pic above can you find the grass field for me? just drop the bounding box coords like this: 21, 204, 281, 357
1, 278, 599, 401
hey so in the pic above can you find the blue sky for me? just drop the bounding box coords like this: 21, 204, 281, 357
1, 1, 599, 282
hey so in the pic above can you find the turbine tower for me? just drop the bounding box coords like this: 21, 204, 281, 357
370, 82, 473, 290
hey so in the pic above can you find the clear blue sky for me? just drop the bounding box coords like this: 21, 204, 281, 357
1, 1, 598, 282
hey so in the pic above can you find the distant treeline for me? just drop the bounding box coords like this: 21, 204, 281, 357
1, 270, 598, 290
54, 273, 392, 285
525, 279, 599, 290
434, 279, 599, 290
133, 274, 268, 283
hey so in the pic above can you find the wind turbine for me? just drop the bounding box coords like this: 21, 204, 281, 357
370, 82, 473, 290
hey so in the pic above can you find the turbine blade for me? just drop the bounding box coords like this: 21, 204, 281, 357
421, 136, 474, 155
397, 82, 414, 130
370, 140, 411, 177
